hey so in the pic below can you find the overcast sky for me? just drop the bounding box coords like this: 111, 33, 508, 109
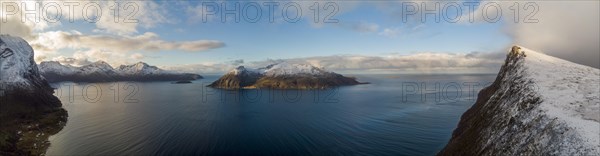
1, 0, 598, 74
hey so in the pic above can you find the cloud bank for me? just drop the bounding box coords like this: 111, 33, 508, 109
1, 0, 225, 66
32, 31, 224, 54
504, 1, 600, 68
454, 0, 599, 68
164, 51, 505, 74
29, 31, 224, 66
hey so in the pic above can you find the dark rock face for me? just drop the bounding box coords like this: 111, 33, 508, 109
438, 46, 597, 155
438, 46, 533, 155
0, 96, 67, 156
207, 66, 262, 89
252, 74, 362, 89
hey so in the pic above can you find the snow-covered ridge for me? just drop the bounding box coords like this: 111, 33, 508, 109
38, 61, 202, 82
440, 46, 600, 155
228, 62, 329, 77
40, 61, 174, 76
0, 35, 49, 91
518, 46, 600, 149
38, 61, 78, 75
116, 62, 175, 75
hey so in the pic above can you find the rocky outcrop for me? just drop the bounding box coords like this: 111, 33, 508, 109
0, 35, 67, 155
208, 63, 366, 89
0, 35, 63, 115
38, 61, 203, 83
439, 46, 600, 155
208, 66, 262, 89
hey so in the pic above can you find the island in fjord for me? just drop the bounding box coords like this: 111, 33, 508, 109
208, 62, 367, 89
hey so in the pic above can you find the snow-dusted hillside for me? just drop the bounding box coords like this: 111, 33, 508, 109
116, 62, 173, 75
80, 61, 117, 75
228, 62, 328, 76
262, 62, 328, 76
209, 62, 365, 89
38, 61, 78, 75
440, 46, 600, 155
0, 35, 52, 92
0, 34, 62, 111
38, 61, 202, 82
0, 35, 67, 156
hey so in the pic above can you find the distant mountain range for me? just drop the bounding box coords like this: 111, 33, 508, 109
208, 62, 367, 89
38, 61, 202, 83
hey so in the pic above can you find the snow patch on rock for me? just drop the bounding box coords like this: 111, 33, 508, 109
519, 47, 600, 150
0, 35, 46, 91
440, 46, 600, 155
227, 62, 329, 77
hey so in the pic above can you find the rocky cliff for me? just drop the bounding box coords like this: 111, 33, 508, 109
0, 35, 62, 115
439, 46, 600, 155
0, 35, 67, 155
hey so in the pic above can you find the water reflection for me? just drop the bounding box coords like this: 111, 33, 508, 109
46, 74, 495, 155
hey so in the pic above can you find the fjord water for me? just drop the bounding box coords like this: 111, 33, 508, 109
46, 74, 495, 155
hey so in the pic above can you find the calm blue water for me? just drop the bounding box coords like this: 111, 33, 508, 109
46, 74, 495, 155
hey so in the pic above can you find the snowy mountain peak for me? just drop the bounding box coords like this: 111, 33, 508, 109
83, 61, 114, 70
39, 61, 76, 68
39, 61, 77, 75
212, 62, 363, 89
518, 45, 600, 146
78, 61, 115, 75
228, 62, 329, 77
90, 60, 112, 67
38, 61, 201, 82
231, 66, 246, 74
263, 62, 327, 77
229, 65, 261, 75
38, 61, 62, 69
0, 35, 55, 94
441, 45, 600, 155
134, 61, 149, 67
117, 61, 163, 75
133, 62, 158, 71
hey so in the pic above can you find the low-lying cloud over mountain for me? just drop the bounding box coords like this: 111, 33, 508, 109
446, 0, 600, 68
505, 1, 600, 68
164, 51, 505, 74
24, 31, 223, 68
